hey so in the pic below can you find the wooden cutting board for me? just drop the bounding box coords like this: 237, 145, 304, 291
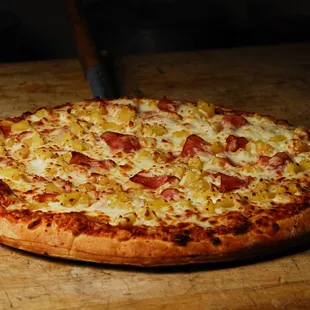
0, 43, 309, 309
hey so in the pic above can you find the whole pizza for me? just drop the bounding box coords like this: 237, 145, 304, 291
0, 97, 309, 266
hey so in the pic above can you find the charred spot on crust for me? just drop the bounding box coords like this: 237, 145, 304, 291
27, 217, 42, 229
234, 222, 250, 235
9, 111, 32, 122
255, 218, 269, 227
212, 237, 221, 246
0, 180, 13, 195
276, 119, 291, 126
272, 223, 280, 232
171, 234, 191, 246
215, 108, 224, 114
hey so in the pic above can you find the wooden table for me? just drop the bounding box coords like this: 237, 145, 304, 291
0, 43, 310, 309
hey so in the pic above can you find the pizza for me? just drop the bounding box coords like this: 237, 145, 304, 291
0, 97, 309, 266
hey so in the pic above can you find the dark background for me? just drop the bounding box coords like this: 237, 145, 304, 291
1, 0, 310, 63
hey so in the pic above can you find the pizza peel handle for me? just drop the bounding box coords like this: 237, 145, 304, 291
66, 0, 118, 99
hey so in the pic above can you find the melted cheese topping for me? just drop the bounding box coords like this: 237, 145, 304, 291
0, 98, 309, 227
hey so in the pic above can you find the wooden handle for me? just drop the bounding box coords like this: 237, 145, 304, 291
66, 0, 100, 74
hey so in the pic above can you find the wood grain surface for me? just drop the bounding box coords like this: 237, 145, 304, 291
0, 43, 309, 309
120, 43, 310, 128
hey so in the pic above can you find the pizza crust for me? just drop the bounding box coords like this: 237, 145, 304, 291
1, 207, 309, 266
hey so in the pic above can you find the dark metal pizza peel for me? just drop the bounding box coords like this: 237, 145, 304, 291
66, 0, 118, 99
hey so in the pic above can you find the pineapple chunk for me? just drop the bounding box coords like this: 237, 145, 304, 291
211, 157, 227, 167
70, 121, 83, 136
11, 120, 31, 132
0, 167, 20, 179
192, 181, 212, 202
58, 152, 72, 163
117, 106, 136, 123
248, 192, 273, 203
187, 156, 203, 170
46, 183, 63, 194
196, 100, 215, 118
142, 137, 157, 148
25, 132, 44, 148
0, 145, 6, 155
144, 207, 157, 220
96, 175, 109, 185
145, 198, 168, 209
14, 145, 29, 159
113, 192, 130, 203
57, 192, 90, 207
248, 181, 273, 202
172, 130, 189, 139
107, 181, 123, 192
75, 193, 90, 207
172, 166, 186, 179
119, 212, 137, 226
270, 135, 286, 142
205, 201, 216, 213
211, 141, 224, 154
254, 181, 268, 193
286, 160, 310, 174
102, 121, 122, 131
58, 134, 85, 151
108, 192, 131, 209
269, 184, 286, 194
300, 159, 310, 170
138, 149, 152, 158
135, 149, 153, 163
35, 148, 53, 159
142, 124, 167, 137
216, 198, 234, 209
247, 140, 273, 155
45, 167, 58, 176
89, 111, 105, 124
194, 180, 211, 191
6, 138, 15, 147
59, 133, 73, 145
35, 108, 49, 119
273, 193, 293, 204
81, 183, 96, 192
256, 140, 274, 155
286, 183, 299, 194
71, 140, 85, 152
180, 170, 201, 186
58, 192, 80, 206
240, 163, 263, 173
1, 120, 12, 127
178, 199, 194, 210
285, 162, 303, 174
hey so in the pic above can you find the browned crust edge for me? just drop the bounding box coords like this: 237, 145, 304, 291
1, 207, 310, 267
